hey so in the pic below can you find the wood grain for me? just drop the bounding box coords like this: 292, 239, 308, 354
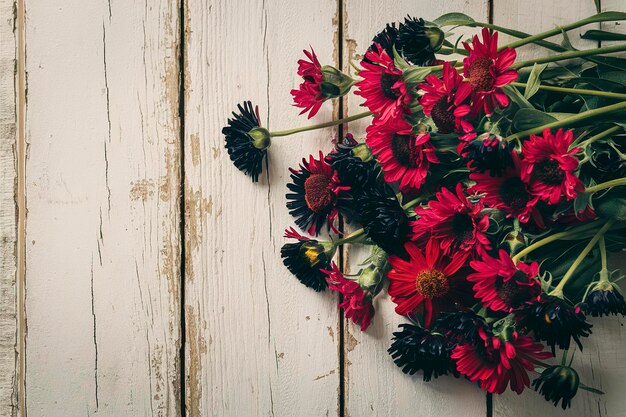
493, 1, 626, 416
183, 0, 341, 415
340, 2, 489, 416
0, 1, 19, 415
24, 1, 182, 415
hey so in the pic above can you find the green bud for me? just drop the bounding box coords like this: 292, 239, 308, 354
425, 27, 445, 51
320, 65, 355, 98
351, 143, 373, 163
595, 197, 626, 221
502, 229, 527, 255
248, 127, 271, 150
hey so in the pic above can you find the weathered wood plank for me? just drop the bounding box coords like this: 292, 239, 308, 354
0, 1, 19, 416
24, 1, 182, 415
493, 1, 626, 415
183, 1, 341, 415
341, 2, 489, 416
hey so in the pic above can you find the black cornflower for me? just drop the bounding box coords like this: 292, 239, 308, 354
388, 323, 458, 381
433, 310, 487, 344
462, 135, 515, 177
582, 283, 626, 317
354, 183, 409, 257
517, 294, 592, 353
397, 16, 441, 66
532, 365, 580, 410
280, 228, 336, 292
326, 134, 379, 189
222, 101, 270, 182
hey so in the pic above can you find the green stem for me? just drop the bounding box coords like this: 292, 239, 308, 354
511, 220, 605, 264
549, 220, 615, 297
599, 236, 609, 281
512, 44, 626, 69
333, 228, 366, 246
576, 125, 622, 148
501, 13, 626, 51
270, 111, 372, 137
511, 82, 626, 101
505, 101, 626, 142
402, 195, 431, 210
586, 177, 626, 193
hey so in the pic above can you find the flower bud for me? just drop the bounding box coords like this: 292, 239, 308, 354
320, 65, 355, 98
248, 127, 271, 150
501, 229, 527, 255
425, 26, 445, 51
532, 365, 579, 409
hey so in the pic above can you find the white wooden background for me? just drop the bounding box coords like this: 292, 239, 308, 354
0, 1, 624, 416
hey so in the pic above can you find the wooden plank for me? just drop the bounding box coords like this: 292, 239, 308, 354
341, 2, 489, 416
493, 1, 626, 415
0, 1, 19, 415
183, 0, 341, 415
24, 1, 182, 415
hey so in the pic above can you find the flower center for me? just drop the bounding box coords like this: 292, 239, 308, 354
467, 57, 495, 92
533, 159, 564, 186
496, 272, 534, 309
500, 177, 530, 212
451, 212, 475, 243
304, 174, 333, 213
391, 134, 418, 168
431, 96, 456, 134
380, 71, 401, 99
416, 269, 449, 298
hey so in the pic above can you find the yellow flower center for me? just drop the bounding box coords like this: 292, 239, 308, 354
416, 269, 449, 298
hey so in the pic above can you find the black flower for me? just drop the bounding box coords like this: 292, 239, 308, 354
365, 23, 399, 64
388, 323, 457, 381
517, 294, 592, 353
354, 183, 409, 257
582, 285, 626, 317
532, 365, 580, 410
397, 16, 440, 66
433, 310, 487, 343
280, 228, 336, 291
462, 135, 515, 177
222, 101, 270, 182
326, 134, 380, 189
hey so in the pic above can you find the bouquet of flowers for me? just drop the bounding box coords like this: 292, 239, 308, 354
222, 11, 626, 409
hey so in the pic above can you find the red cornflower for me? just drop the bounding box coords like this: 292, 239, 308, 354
452, 328, 552, 394
463, 28, 518, 116
468, 250, 541, 312
366, 116, 439, 191
387, 240, 471, 327
355, 43, 412, 121
323, 262, 374, 331
470, 151, 543, 226
521, 128, 584, 205
411, 183, 491, 256
286, 152, 350, 235
291, 48, 325, 118
419, 62, 474, 139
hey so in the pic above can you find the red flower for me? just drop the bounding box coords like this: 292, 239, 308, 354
521, 128, 584, 205
419, 62, 474, 139
387, 240, 470, 327
286, 152, 350, 235
468, 250, 541, 312
323, 262, 374, 331
411, 183, 491, 256
452, 328, 552, 394
470, 152, 543, 226
366, 117, 439, 190
291, 48, 325, 118
463, 28, 518, 116
355, 43, 412, 121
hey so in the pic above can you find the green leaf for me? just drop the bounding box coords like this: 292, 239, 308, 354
589, 12, 626, 23
524, 63, 548, 99
432, 12, 474, 27
512, 108, 557, 131
573, 191, 593, 216
392, 45, 410, 70
594, 0, 601, 13
600, 71, 626, 87
581, 29, 626, 41
501, 84, 534, 110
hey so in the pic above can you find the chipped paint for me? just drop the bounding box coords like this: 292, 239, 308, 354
129, 179, 155, 201
345, 328, 358, 353
186, 306, 204, 417
184, 186, 212, 281
190, 133, 201, 166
